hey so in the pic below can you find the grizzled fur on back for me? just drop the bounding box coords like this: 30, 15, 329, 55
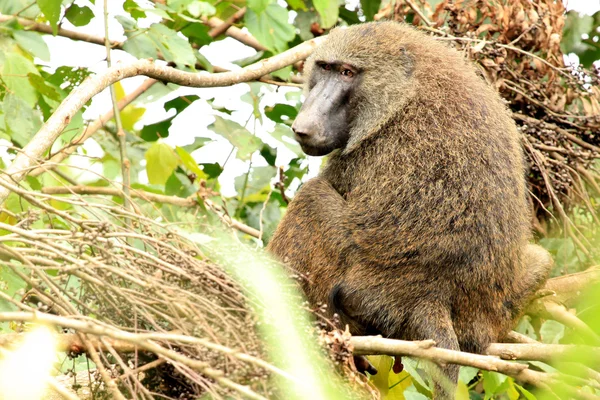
268, 21, 551, 382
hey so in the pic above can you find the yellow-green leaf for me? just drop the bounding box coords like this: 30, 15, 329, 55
145, 142, 180, 185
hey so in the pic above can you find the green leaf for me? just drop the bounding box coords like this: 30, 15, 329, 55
245, 4, 295, 53
176, 146, 207, 180
234, 166, 276, 200
458, 366, 479, 384
36, 0, 62, 35
165, 95, 199, 113
313, 0, 339, 28
165, 171, 196, 197
270, 124, 302, 156
4, 94, 42, 147
13, 30, 50, 61
124, 0, 146, 19
181, 23, 212, 48
2, 52, 40, 107
248, 0, 271, 14
148, 23, 196, 66
361, 0, 381, 21
200, 163, 223, 179
287, 0, 307, 11
540, 320, 565, 344
260, 144, 277, 166
28, 73, 60, 101
145, 142, 180, 185
47, 66, 91, 95
65, 4, 94, 27
210, 116, 263, 161
265, 103, 298, 124
514, 383, 537, 400
187, 1, 216, 18
482, 371, 507, 399
561, 11, 593, 55
140, 116, 174, 141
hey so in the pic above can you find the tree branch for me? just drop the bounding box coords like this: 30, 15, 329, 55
41, 185, 260, 238
0, 37, 323, 204
0, 14, 122, 48
351, 336, 600, 398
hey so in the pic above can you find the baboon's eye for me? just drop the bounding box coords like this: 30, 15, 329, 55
341, 69, 354, 78
319, 62, 331, 71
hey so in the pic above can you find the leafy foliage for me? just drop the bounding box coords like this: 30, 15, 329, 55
0, 0, 599, 399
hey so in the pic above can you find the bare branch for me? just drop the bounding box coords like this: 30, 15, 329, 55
0, 15, 121, 48
0, 37, 324, 203
41, 185, 261, 238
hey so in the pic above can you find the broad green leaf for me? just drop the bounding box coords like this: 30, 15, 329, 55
515, 383, 537, 400
0, 0, 40, 18
561, 11, 593, 55
260, 144, 277, 166
176, 146, 207, 180
148, 23, 196, 66
287, 0, 307, 11
145, 142, 180, 185
248, 0, 270, 14
245, 4, 295, 53
200, 163, 223, 179
165, 171, 196, 197
540, 320, 565, 344
455, 381, 470, 400
165, 95, 200, 113
482, 371, 507, 399
181, 23, 212, 48
4, 94, 42, 147
116, 16, 159, 60
2, 52, 40, 107
187, 1, 216, 17
210, 116, 263, 161
65, 4, 94, 27
265, 103, 298, 124
47, 66, 92, 95
36, 0, 61, 35
270, 124, 302, 156
235, 166, 276, 201
458, 366, 479, 384
124, 0, 146, 19
28, 73, 60, 101
113, 82, 146, 131
313, 0, 338, 28
361, 0, 381, 20
141, 117, 174, 141
13, 31, 50, 61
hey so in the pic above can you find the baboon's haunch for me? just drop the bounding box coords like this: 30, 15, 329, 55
268, 22, 552, 398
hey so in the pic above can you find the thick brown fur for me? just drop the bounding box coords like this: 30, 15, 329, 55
268, 22, 552, 397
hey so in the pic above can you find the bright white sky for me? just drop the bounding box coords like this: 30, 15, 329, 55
35, 0, 600, 196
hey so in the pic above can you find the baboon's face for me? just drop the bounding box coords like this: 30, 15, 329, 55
291, 61, 360, 156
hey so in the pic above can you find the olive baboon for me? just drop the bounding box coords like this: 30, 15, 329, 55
267, 22, 552, 397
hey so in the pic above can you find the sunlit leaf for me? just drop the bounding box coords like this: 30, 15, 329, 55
245, 4, 295, 53
248, 0, 271, 14
65, 4, 94, 27
2, 52, 40, 107
148, 23, 196, 66
176, 146, 208, 180
145, 142, 180, 185
361, 0, 381, 20
13, 31, 50, 61
210, 116, 263, 161
313, 0, 338, 28
4, 94, 42, 147
36, 0, 61, 34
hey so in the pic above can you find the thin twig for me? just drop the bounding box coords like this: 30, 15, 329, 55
104, 0, 131, 211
